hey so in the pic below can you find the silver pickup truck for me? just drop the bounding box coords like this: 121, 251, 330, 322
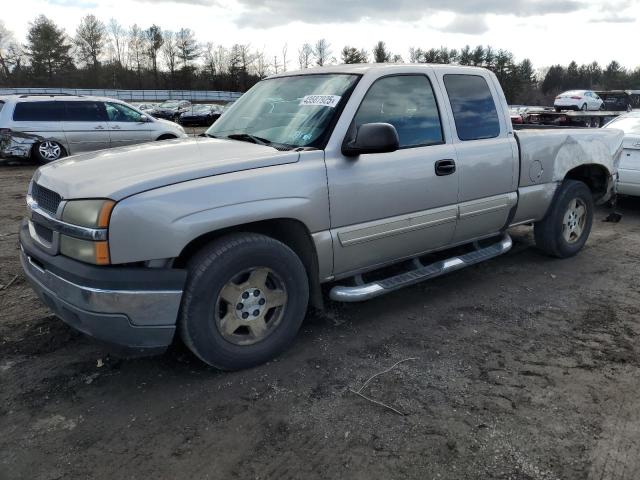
19, 64, 623, 370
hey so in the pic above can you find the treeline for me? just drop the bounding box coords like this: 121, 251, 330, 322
1, 15, 639, 105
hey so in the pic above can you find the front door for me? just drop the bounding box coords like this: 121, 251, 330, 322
325, 73, 460, 278
105, 102, 153, 147
61, 101, 110, 154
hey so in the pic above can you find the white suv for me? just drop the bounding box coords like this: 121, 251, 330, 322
0, 94, 187, 163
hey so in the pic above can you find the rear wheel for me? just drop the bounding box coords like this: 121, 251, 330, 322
534, 180, 594, 258
179, 233, 309, 370
33, 140, 65, 164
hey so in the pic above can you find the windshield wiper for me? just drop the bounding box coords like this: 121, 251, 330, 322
225, 133, 272, 146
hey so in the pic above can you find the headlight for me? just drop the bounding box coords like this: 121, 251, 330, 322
60, 199, 114, 265
62, 199, 114, 228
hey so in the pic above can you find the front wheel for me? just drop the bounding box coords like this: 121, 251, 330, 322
534, 180, 594, 258
179, 233, 309, 370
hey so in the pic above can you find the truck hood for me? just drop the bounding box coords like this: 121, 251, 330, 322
33, 137, 300, 200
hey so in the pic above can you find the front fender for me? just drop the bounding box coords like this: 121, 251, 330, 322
108, 157, 330, 264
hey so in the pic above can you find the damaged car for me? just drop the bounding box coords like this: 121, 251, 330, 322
0, 94, 187, 164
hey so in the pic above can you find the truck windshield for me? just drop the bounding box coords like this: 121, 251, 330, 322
207, 74, 360, 149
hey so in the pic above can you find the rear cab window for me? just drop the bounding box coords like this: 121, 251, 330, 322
13, 101, 65, 122
443, 74, 500, 141
354, 75, 444, 148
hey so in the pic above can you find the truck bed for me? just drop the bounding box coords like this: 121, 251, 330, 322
514, 128, 624, 188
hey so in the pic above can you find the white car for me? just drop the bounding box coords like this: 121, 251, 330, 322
605, 112, 640, 196
554, 90, 603, 111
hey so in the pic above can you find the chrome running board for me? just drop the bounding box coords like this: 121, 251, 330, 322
329, 233, 513, 302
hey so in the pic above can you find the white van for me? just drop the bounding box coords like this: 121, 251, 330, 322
0, 94, 187, 163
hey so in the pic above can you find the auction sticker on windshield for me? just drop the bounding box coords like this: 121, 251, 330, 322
299, 95, 342, 108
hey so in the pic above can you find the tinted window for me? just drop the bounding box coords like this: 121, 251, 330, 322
0, 101, 4, 112
354, 75, 443, 148
444, 74, 500, 141
64, 101, 107, 122
13, 101, 65, 121
105, 102, 144, 122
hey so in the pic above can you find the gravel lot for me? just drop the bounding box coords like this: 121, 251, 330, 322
1, 162, 639, 480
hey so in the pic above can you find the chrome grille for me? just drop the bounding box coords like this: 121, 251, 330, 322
32, 183, 62, 215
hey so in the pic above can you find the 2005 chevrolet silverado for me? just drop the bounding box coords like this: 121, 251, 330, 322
19, 64, 624, 370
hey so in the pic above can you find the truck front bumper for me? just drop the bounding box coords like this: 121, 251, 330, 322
19, 222, 187, 352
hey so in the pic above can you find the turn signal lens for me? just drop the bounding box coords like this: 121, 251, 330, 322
60, 235, 110, 265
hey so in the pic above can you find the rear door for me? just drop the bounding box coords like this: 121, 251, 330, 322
105, 102, 153, 147
62, 101, 110, 154
435, 69, 518, 243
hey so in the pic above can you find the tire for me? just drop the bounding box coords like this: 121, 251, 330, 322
555, 107, 562, 112
534, 180, 594, 258
32, 140, 65, 164
179, 233, 309, 370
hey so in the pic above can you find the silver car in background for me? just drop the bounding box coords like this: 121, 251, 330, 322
605, 111, 640, 196
0, 94, 187, 163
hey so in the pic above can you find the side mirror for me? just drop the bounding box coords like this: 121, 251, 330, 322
139, 115, 151, 123
342, 122, 400, 157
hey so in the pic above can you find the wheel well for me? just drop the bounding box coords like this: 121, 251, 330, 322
175, 219, 324, 310
156, 134, 177, 140
564, 164, 610, 203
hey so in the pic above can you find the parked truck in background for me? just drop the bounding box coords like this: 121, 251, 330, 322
19, 64, 624, 370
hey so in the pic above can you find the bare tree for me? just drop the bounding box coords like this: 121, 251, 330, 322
298, 43, 313, 69
161, 30, 179, 86
107, 19, 127, 67
314, 38, 332, 66
144, 24, 163, 86
74, 14, 106, 68
128, 24, 145, 86
253, 50, 269, 78
0, 21, 14, 80
281, 43, 288, 72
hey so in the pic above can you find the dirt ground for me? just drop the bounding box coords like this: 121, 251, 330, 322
1, 162, 639, 480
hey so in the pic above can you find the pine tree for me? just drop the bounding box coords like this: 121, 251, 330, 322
26, 15, 73, 84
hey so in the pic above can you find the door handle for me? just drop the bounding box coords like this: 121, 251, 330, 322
435, 159, 456, 176
111, 125, 121, 130
94, 125, 104, 130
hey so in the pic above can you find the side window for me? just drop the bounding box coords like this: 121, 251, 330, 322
64, 101, 107, 122
0, 101, 4, 113
443, 74, 500, 141
106, 102, 144, 122
353, 75, 444, 148
13, 101, 65, 122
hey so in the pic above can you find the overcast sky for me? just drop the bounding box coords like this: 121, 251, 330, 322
4, 0, 640, 70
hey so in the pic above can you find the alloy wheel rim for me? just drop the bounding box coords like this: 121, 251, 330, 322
214, 267, 288, 346
562, 198, 587, 244
38, 141, 61, 161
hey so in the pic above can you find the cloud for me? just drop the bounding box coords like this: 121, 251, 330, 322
439, 14, 489, 35
590, 14, 635, 23
47, 0, 98, 6
228, 0, 587, 28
